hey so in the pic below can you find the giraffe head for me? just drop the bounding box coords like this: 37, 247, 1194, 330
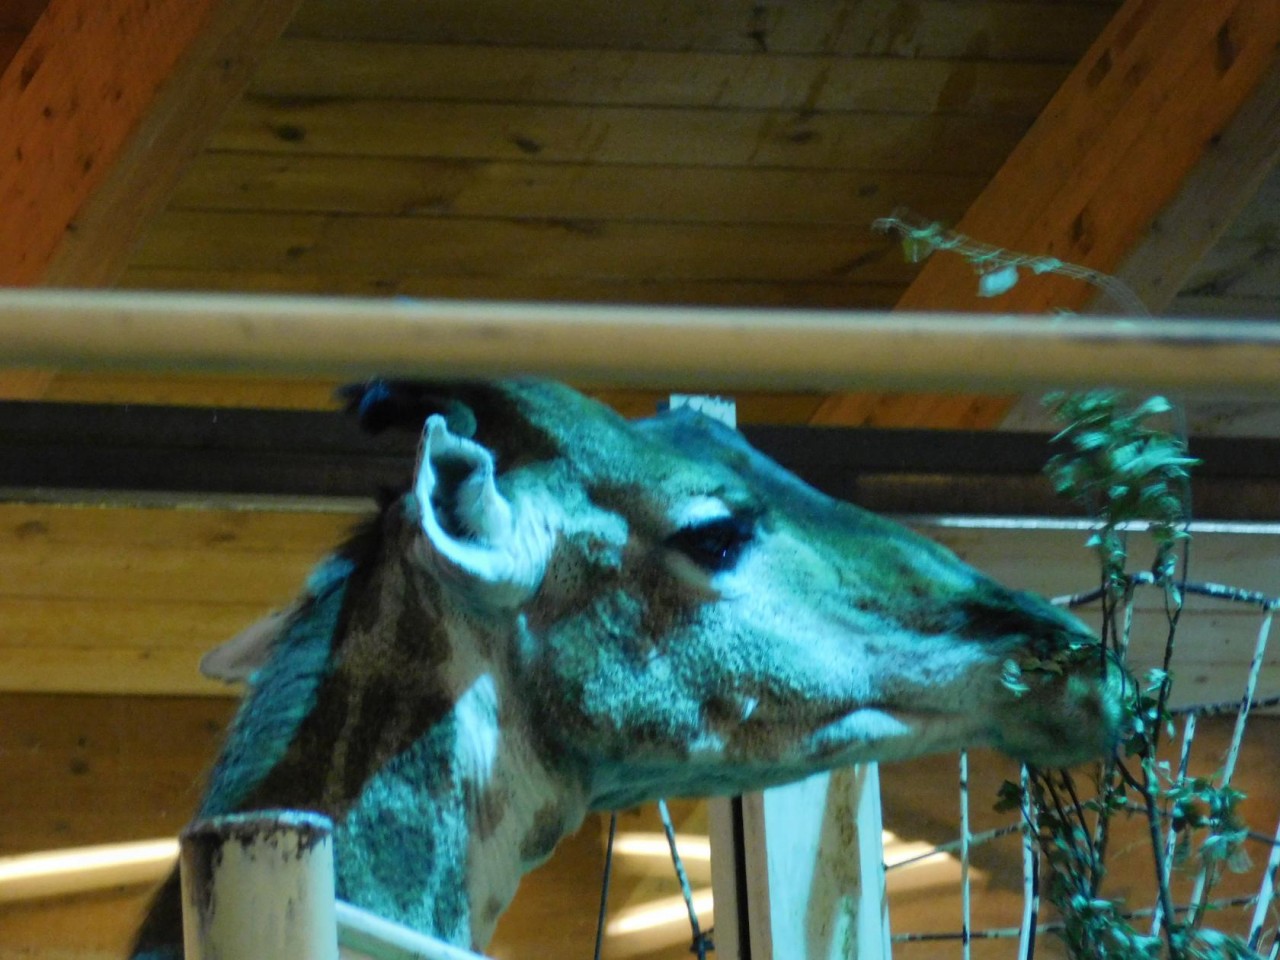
340, 379, 1128, 810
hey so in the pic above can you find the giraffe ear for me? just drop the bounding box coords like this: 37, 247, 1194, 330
200, 602, 300, 683
413, 414, 553, 605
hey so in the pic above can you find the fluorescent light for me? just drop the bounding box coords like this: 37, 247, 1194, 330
0, 838, 178, 903
914, 516, 1280, 536
607, 889, 715, 936
612, 832, 712, 861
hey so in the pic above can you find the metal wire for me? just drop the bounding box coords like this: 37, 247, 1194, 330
656, 799, 713, 960
592, 813, 617, 960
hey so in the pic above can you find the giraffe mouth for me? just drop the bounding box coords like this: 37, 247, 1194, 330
804, 704, 975, 761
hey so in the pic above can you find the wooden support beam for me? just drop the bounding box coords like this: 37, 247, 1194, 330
39, 0, 304, 288
811, 0, 1280, 429
0, 0, 301, 400
0, 2, 47, 74
1101, 60, 1280, 314
0, 0, 219, 285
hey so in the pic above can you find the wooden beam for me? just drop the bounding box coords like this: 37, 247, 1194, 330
0, 0, 219, 285
1101, 60, 1280, 313
0, 2, 47, 74
0, 0, 301, 401
39, 0, 304, 287
811, 0, 1280, 428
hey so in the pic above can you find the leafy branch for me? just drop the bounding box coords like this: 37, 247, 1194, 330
875, 210, 1265, 958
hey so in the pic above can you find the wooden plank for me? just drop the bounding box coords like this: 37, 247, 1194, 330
0, 597, 268, 650
0, 505, 345, 694
1179, 230, 1280, 300
210, 99, 1028, 174
811, 0, 1280, 429
129, 211, 924, 283
737, 769, 888, 960
1169, 294, 1280, 319
35, 372, 344, 409
286, 0, 1118, 62
0, 503, 350, 552
250, 40, 1067, 116
169, 153, 985, 227
0, 543, 326, 603
40, 0, 304, 287
0, 2, 47, 73
16, 372, 835, 420
0, 0, 221, 285
0, 0, 52, 30
0, 693, 235, 853
0, 887, 159, 960
0, 643, 233, 696
1098, 62, 1280, 312
0, 30, 24, 74
118, 267, 906, 311
0, 368, 56, 400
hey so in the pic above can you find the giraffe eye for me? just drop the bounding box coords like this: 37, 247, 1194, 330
666, 514, 756, 572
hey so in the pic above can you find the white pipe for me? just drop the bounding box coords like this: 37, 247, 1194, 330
335, 901, 491, 960
0, 839, 177, 903
1, 289, 1279, 396
180, 811, 337, 960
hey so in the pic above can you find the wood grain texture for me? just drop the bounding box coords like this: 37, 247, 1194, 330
286, 0, 1118, 62
0, 693, 236, 854
209, 98, 1029, 173
0, 30, 23, 74
1179, 165, 1280, 300
117, 268, 906, 311
168, 153, 986, 226
0, 504, 351, 695
250, 40, 1068, 116
129, 212, 921, 284
0, 0, 220, 285
33, 371, 344, 409
40, 0, 304, 287
1098, 63, 1280, 313
0, 0, 52, 31
812, 0, 1280, 428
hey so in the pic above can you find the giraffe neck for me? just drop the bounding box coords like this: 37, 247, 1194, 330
202, 513, 591, 949
332, 669, 589, 948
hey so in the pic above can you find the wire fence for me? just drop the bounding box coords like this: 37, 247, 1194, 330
887, 576, 1280, 959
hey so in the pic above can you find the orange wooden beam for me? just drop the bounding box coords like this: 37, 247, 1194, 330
41, 0, 304, 288
0, 0, 300, 401
0, 0, 221, 285
812, 0, 1280, 429
0, 1, 48, 74
0, 0, 302, 290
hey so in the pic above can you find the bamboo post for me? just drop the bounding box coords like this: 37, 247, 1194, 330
180, 811, 338, 960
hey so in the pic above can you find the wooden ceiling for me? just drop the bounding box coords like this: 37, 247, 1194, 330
115, 0, 1102, 310
4, 0, 1278, 429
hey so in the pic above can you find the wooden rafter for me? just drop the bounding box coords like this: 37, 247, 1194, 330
0, 0, 219, 286
811, 0, 1280, 429
39, 0, 305, 289
0, 0, 301, 400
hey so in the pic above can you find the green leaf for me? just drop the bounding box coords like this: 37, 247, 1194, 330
978, 263, 1021, 297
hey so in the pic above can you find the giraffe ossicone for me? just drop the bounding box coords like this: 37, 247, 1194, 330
134, 379, 1128, 957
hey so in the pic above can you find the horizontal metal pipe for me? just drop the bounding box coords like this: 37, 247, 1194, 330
1, 289, 1278, 396
336, 901, 491, 960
